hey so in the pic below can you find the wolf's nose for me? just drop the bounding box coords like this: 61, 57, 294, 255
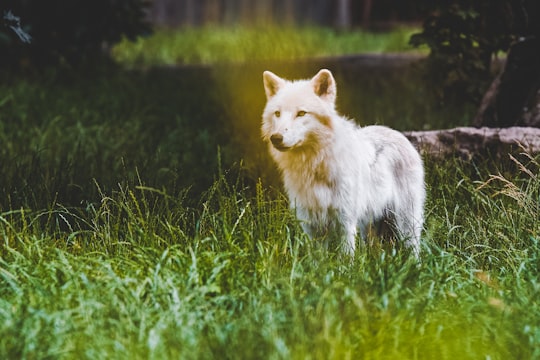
270, 134, 283, 146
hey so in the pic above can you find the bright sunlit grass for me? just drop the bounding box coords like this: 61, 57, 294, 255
111, 26, 422, 67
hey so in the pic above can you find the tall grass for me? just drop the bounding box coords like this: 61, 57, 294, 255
0, 63, 475, 211
112, 26, 421, 67
1, 153, 539, 359
1, 27, 537, 358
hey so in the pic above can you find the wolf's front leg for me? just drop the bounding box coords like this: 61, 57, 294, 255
341, 223, 357, 256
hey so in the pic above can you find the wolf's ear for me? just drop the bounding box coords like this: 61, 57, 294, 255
263, 71, 285, 99
311, 69, 336, 103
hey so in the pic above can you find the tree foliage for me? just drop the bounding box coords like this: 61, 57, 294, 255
410, 0, 538, 106
0, 0, 151, 69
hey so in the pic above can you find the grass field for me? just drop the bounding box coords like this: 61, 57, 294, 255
1, 153, 539, 359
112, 26, 422, 67
1, 27, 539, 359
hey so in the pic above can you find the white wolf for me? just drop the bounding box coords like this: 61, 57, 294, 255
261, 69, 425, 256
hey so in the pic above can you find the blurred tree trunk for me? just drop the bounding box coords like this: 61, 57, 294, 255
184, 0, 196, 26
203, 0, 221, 25
362, 0, 373, 28
153, 0, 182, 27
152, 0, 167, 26
255, 0, 272, 24
284, 0, 295, 25
336, 0, 351, 30
240, 0, 252, 25
474, 37, 540, 128
223, 0, 238, 24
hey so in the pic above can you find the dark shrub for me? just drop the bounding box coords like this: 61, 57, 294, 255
409, 0, 536, 105
1, 0, 151, 68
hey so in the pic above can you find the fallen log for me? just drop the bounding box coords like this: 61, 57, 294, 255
403, 127, 540, 158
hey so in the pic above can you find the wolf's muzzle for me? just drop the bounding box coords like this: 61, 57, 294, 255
270, 134, 284, 147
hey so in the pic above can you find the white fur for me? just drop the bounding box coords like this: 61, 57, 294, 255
261, 69, 425, 256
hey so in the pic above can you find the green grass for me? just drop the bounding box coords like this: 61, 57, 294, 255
0, 64, 476, 209
112, 26, 422, 67
0, 27, 537, 358
1, 154, 539, 359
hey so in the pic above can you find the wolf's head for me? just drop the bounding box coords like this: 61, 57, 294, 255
261, 69, 338, 153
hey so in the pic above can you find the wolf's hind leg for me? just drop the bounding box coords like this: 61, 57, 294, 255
394, 210, 422, 258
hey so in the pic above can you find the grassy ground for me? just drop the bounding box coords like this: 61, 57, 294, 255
1, 154, 539, 359
1, 27, 538, 359
112, 26, 422, 67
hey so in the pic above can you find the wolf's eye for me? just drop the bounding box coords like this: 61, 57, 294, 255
296, 110, 307, 117
274, 111, 281, 118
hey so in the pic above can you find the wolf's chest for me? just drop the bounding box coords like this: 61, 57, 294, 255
284, 166, 338, 211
